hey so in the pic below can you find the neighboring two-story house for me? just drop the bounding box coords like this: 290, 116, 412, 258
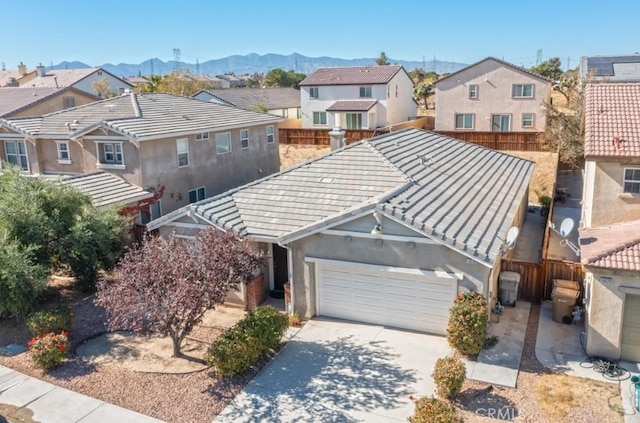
298, 65, 416, 129
0, 87, 98, 118
0, 93, 283, 221
578, 83, 640, 362
434, 57, 551, 132
579, 54, 640, 83
193, 87, 301, 120
21, 66, 133, 98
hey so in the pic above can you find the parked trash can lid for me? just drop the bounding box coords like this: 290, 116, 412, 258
551, 286, 580, 300
553, 279, 580, 291
499, 271, 521, 283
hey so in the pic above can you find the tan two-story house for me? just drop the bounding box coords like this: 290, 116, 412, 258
578, 83, 640, 362
0, 87, 98, 119
0, 93, 283, 222
434, 57, 551, 132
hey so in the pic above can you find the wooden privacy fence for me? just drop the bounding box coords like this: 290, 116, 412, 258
435, 131, 547, 152
500, 258, 584, 303
278, 128, 380, 145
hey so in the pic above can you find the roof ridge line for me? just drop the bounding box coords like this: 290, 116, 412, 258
363, 138, 412, 183
130, 92, 142, 117
588, 237, 640, 264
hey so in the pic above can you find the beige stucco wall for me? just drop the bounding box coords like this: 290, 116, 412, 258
582, 159, 640, 227
584, 267, 640, 359
434, 59, 550, 132
8, 91, 97, 118
287, 214, 491, 318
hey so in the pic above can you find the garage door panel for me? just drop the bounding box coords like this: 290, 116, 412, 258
621, 294, 640, 362
317, 262, 457, 335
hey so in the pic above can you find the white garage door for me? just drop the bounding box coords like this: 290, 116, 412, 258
621, 294, 640, 362
316, 261, 459, 335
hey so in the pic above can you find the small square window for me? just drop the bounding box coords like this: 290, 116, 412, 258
266, 126, 275, 143
309, 87, 319, 98
240, 129, 249, 149
195, 132, 209, 141
469, 84, 479, 99
177, 138, 189, 167
57, 141, 70, 161
101, 143, 124, 165
454, 113, 474, 129
188, 186, 206, 203
512, 84, 534, 98
62, 96, 75, 109
215, 132, 232, 154
313, 112, 327, 125
623, 168, 640, 194
522, 113, 535, 128
359, 86, 372, 98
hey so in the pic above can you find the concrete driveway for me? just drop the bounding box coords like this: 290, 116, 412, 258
215, 318, 453, 422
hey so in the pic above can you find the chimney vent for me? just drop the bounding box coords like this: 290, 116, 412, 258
36, 63, 46, 77
17, 62, 27, 76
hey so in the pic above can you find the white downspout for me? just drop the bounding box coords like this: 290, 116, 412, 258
279, 243, 294, 315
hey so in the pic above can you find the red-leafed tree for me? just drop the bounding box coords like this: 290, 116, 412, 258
95, 228, 267, 357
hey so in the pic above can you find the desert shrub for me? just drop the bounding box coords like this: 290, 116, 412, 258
0, 239, 47, 318
446, 291, 488, 356
432, 356, 466, 399
289, 311, 302, 327
204, 329, 260, 377
408, 396, 463, 423
28, 332, 69, 373
237, 306, 289, 355
27, 306, 75, 337
205, 305, 288, 376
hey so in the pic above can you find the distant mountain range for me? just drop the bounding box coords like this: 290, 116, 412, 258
51, 53, 467, 77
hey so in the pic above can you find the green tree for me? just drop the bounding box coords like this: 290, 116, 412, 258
92, 78, 115, 98
263, 68, 306, 88
531, 57, 563, 80
413, 82, 434, 109
150, 71, 214, 96
139, 75, 162, 93
376, 51, 390, 66
543, 85, 584, 169
249, 102, 268, 113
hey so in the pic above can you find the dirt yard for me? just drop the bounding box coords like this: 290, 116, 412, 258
279, 144, 329, 170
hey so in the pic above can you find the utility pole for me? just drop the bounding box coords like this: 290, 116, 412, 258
196, 58, 200, 75
536, 49, 543, 65
433, 55, 436, 73
567, 56, 571, 70
150, 58, 154, 76
172, 48, 181, 71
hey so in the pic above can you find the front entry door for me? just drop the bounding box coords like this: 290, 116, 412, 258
272, 245, 288, 293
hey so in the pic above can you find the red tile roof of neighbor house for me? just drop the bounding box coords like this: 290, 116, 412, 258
326, 100, 378, 112
299, 65, 403, 86
584, 83, 640, 158
579, 220, 640, 271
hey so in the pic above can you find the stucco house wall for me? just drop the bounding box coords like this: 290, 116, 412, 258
582, 159, 640, 227
435, 59, 550, 132
583, 267, 640, 359
386, 71, 417, 126
72, 71, 133, 97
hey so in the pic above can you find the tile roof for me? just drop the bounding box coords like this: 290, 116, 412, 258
326, 100, 377, 112
434, 57, 553, 86
151, 128, 534, 266
580, 54, 640, 82
21, 68, 133, 89
579, 220, 640, 271
299, 65, 403, 86
0, 69, 34, 86
2, 93, 283, 141
584, 83, 640, 158
44, 172, 154, 207
195, 88, 300, 110
0, 87, 66, 117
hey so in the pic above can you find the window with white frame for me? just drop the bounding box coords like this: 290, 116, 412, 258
215, 132, 232, 154
176, 138, 189, 167
491, 114, 511, 132
623, 168, 640, 194
469, 84, 479, 99
266, 125, 275, 143
4, 140, 28, 170
522, 113, 535, 128
99, 142, 124, 166
313, 112, 327, 125
309, 87, 319, 99
240, 129, 249, 149
359, 86, 372, 98
512, 84, 534, 98
188, 186, 206, 203
454, 113, 474, 129
345, 113, 363, 129
140, 200, 162, 224
195, 132, 209, 141
57, 141, 70, 162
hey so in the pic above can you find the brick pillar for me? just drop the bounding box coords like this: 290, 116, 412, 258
245, 274, 266, 310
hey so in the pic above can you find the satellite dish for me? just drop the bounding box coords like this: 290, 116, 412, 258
505, 227, 520, 248
559, 218, 575, 238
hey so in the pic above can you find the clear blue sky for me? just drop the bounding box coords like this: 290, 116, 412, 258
2, 0, 638, 70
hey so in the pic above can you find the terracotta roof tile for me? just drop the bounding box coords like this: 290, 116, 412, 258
326, 100, 378, 112
579, 220, 640, 270
299, 65, 403, 86
584, 83, 640, 158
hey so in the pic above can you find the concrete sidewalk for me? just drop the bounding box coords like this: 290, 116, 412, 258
0, 365, 163, 423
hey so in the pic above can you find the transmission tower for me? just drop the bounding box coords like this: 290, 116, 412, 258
173, 48, 181, 71
536, 49, 543, 65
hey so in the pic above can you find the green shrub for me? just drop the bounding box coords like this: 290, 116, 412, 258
432, 356, 466, 399
446, 291, 488, 356
28, 332, 69, 373
204, 329, 260, 376
408, 396, 463, 423
237, 305, 289, 355
0, 240, 48, 318
205, 305, 288, 376
27, 306, 75, 337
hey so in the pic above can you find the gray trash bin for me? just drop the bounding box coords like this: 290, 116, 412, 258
499, 271, 521, 307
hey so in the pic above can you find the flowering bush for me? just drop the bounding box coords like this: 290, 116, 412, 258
446, 291, 488, 356
408, 396, 463, 423
27, 306, 75, 337
432, 356, 466, 399
28, 332, 69, 372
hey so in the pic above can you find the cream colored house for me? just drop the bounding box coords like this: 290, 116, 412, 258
434, 57, 551, 132
0, 93, 283, 222
579, 83, 640, 362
